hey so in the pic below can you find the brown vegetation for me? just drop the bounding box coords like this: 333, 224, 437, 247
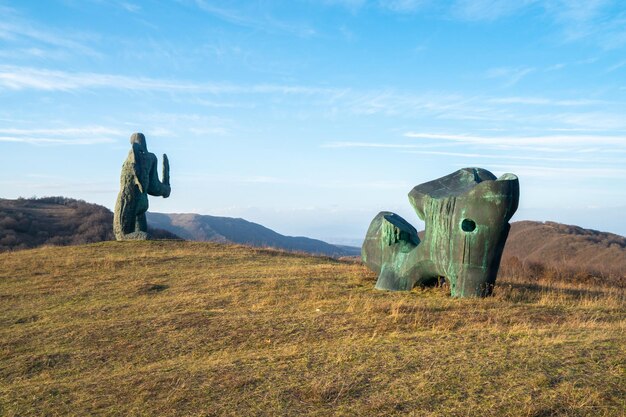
0, 197, 114, 251
503, 220, 626, 280
0, 197, 179, 252
1, 241, 624, 416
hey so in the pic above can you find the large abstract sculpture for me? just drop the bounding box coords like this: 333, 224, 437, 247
362, 168, 519, 297
113, 133, 171, 241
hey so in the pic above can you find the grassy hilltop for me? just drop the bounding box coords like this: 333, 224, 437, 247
0, 242, 624, 417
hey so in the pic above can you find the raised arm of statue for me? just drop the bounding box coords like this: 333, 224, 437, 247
162, 154, 170, 185
147, 153, 171, 198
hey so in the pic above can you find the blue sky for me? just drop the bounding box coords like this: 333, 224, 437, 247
1, 0, 625, 244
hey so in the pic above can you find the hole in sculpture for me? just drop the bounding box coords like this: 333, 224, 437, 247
461, 218, 476, 232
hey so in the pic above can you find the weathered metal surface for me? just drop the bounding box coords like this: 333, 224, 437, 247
362, 168, 519, 297
113, 133, 171, 241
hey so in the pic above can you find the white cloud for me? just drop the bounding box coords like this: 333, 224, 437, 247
324, 140, 625, 164
119, 2, 141, 13
488, 97, 602, 106
546, 63, 567, 71
450, 0, 536, 21
0, 136, 115, 145
446, 0, 626, 49
404, 131, 626, 147
179, 173, 409, 190
323, 0, 367, 11
193, 0, 316, 37
0, 9, 101, 59
490, 164, 626, 179
1, 66, 624, 135
486, 66, 536, 87
380, 0, 429, 13
606, 60, 626, 72
324, 142, 419, 149
0, 65, 343, 95
0, 126, 122, 145
402, 150, 584, 163
545, 0, 626, 48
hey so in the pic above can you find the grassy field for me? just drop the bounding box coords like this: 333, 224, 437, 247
1, 241, 624, 416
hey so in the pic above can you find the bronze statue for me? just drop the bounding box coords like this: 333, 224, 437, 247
113, 133, 171, 240
362, 168, 519, 297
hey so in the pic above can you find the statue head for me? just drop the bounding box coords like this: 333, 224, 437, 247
130, 132, 147, 151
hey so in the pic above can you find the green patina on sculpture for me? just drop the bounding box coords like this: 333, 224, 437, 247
362, 168, 519, 298
113, 133, 171, 241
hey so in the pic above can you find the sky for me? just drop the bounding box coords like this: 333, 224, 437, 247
1, 0, 625, 245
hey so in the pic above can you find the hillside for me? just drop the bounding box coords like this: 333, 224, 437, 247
0, 198, 357, 257
1, 242, 624, 416
1, 198, 624, 278
502, 221, 626, 279
0, 197, 114, 251
146, 212, 360, 257
0, 197, 178, 252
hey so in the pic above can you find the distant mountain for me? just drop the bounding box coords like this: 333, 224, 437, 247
146, 212, 361, 258
502, 220, 626, 278
0, 198, 358, 256
1, 198, 623, 278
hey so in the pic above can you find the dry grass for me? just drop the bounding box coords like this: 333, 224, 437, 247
1, 241, 624, 417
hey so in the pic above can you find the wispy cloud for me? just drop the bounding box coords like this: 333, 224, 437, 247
402, 150, 586, 163
339, 90, 504, 121
324, 141, 623, 163
121, 112, 234, 139
606, 60, 626, 72
323, 0, 367, 11
546, 63, 567, 71
546, 0, 626, 49
450, 0, 536, 21
193, 0, 316, 37
180, 173, 410, 190
446, 1, 626, 50
0, 126, 122, 145
487, 97, 603, 106
404, 131, 626, 147
490, 164, 626, 179
322, 141, 457, 149
380, 0, 430, 13
0, 8, 101, 58
0, 65, 343, 95
486, 66, 535, 87
2, 65, 624, 134
119, 2, 141, 13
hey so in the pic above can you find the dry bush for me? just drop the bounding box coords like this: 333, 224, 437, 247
499, 256, 624, 288
0, 197, 116, 251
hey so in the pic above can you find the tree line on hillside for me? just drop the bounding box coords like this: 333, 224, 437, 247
0, 197, 181, 252
0, 197, 114, 252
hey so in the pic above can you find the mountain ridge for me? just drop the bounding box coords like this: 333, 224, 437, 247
146, 212, 360, 257
1, 197, 624, 278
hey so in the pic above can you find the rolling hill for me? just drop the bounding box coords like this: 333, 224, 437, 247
146, 212, 360, 257
502, 220, 626, 279
0, 197, 178, 252
1, 197, 624, 279
0, 197, 114, 251
0, 198, 358, 257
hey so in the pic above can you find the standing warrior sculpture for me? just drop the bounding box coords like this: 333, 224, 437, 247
113, 132, 171, 240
